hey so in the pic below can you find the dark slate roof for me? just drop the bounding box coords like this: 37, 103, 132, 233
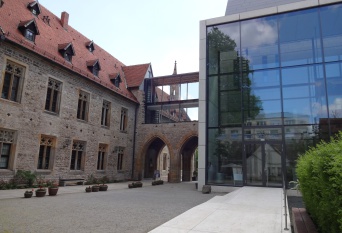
123, 63, 151, 88
0, 0, 138, 102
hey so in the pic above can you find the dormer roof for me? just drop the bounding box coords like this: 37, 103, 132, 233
123, 63, 151, 88
85, 40, 95, 52
18, 19, 39, 35
27, 1, 41, 16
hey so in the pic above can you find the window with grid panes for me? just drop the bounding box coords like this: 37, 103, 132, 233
37, 136, 54, 169
97, 144, 107, 170
70, 141, 85, 170
77, 91, 89, 121
1, 61, 25, 102
45, 78, 62, 113
0, 129, 15, 169
101, 100, 110, 127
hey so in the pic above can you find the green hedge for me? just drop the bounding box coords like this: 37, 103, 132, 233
296, 133, 342, 233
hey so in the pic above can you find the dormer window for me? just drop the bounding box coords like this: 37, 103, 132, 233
109, 73, 122, 88
0, 0, 4, 8
87, 60, 101, 77
85, 41, 95, 53
27, 1, 41, 16
18, 19, 39, 42
58, 43, 75, 62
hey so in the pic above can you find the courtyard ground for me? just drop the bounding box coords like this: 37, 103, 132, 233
0, 182, 219, 233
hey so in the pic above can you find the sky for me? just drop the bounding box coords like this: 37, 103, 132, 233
37, 0, 228, 77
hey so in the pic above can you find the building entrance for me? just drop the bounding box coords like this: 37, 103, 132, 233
245, 141, 283, 187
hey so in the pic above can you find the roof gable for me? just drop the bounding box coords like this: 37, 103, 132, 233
27, 1, 41, 16
18, 19, 39, 35
123, 63, 151, 88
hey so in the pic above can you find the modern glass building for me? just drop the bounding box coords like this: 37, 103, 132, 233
198, 0, 342, 188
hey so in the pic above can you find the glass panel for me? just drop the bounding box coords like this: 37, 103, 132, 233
244, 128, 282, 141
282, 65, 327, 125
285, 125, 320, 184
265, 143, 282, 187
1, 72, 11, 99
243, 69, 281, 124
279, 8, 322, 67
241, 15, 279, 70
207, 23, 240, 75
246, 143, 262, 185
207, 128, 243, 186
321, 4, 342, 62
208, 76, 219, 127
220, 90, 242, 125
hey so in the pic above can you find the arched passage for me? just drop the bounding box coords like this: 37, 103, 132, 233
144, 137, 169, 179
180, 136, 198, 182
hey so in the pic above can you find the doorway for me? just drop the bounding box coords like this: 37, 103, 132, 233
245, 141, 283, 187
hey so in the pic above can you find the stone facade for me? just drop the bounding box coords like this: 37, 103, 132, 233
0, 42, 136, 181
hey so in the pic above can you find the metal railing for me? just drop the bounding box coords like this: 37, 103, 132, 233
283, 172, 289, 231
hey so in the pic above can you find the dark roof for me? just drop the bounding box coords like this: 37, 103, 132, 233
123, 63, 151, 88
0, 0, 138, 102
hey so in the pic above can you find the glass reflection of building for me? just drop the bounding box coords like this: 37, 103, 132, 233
201, 1, 342, 188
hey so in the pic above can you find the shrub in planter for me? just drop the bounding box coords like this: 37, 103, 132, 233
133, 181, 142, 188
85, 186, 92, 192
35, 187, 46, 197
152, 180, 164, 186
128, 184, 134, 189
24, 190, 33, 198
296, 133, 342, 233
92, 185, 100, 192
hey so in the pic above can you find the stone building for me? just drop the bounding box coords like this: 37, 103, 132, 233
0, 0, 199, 183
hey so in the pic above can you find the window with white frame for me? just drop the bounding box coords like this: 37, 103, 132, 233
0, 129, 15, 169
97, 144, 107, 170
37, 136, 54, 170
70, 141, 85, 170
1, 61, 25, 102
77, 91, 89, 121
120, 108, 128, 132
45, 78, 62, 113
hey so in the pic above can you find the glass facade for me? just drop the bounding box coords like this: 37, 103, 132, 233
206, 3, 342, 187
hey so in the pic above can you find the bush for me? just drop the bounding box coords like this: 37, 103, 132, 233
296, 133, 342, 233
14, 170, 36, 187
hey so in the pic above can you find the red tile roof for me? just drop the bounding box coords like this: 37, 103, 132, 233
123, 63, 151, 88
0, 0, 138, 102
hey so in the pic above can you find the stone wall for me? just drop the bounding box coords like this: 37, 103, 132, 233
0, 42, 136, 181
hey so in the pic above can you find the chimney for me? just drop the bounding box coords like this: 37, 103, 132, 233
61, 11, 69, 30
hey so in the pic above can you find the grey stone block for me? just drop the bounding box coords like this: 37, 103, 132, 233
202, 185, 211, 194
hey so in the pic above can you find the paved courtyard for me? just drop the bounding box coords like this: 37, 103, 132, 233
0, 182, 219, 233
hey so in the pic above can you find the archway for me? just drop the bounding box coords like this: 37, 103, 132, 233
180, 136, 198, 181
144, 137, 170, 179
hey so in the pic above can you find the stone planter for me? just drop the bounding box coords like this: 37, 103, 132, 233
24, 192, 33, 198
99, 185, 108, 191
48, 187, 59, 196
85, 187, 92, 192
35, 189, 47, 197
92, 185, 100, 192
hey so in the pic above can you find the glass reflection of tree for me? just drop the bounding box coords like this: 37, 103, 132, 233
208, 27, 262, 126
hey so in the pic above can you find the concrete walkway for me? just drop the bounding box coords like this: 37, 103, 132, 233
150, 187, 292, 233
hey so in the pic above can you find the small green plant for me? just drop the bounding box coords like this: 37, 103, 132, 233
14, 170, 37, 187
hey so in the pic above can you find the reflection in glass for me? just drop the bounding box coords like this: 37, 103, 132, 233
241, 16, 279, 70
279, 8, 322, 67
282, 65, 327, 124
208, 128, 242, 186
321, 4, 342, 62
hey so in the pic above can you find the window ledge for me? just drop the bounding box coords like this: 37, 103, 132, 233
76, 119, 88, 124
43, 110, 59, 116
101, 125, 110, 130
0, 98, 21, 105
96, 170, 106, 173
35, 169, 52, 175
0, 169, 14, 175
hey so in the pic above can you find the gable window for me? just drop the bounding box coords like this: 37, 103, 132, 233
45, 78, 62, 113
120, 108, 128, 132
97, 144, 107, 170
38, 136, 55, 170
18, 19, 39, 42
85, 41, 95, 53
86, 60, 101, 77
109, 73, 121, 88
77, 91, 89, 121
117, 147, 124, 171
1, 61, 25, 102
0, 129, 15, 169
27, 1, 41, 16
70, 141, 85, 170
101, 100, 110, 127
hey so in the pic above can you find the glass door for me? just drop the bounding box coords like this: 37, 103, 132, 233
245, 141, 283, 187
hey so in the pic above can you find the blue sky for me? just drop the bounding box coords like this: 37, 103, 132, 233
38, 0, 227, 76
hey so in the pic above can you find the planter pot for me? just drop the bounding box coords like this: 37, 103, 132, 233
128, 184, 134, 189
24, 192, 33, 198
99, 185, 108, 191
48, 187, 59, 196
35, 190, 46, 197
92, 186, 100, 192
85, 187, 92, 193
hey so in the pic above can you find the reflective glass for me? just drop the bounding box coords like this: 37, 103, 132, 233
282, 65, 327, 124
320, 4, 342, 62
243, 69, 281, 123
208, 76, 219, 127
207, 23, 240, 75
207, 128, 243, 186
279, 8, 322, 66
241, 16, 279, 70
